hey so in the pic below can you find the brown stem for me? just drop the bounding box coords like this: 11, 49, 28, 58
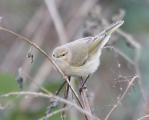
61, 76, 71, 120
80, 78, 92, 120
0, 26, 83, 108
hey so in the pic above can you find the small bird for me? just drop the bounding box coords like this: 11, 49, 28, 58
52, 20, 124, 78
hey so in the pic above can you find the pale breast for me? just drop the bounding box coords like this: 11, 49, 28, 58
65, 56, 100, 77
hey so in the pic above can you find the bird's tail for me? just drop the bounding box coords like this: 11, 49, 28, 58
88, 20, 124, 55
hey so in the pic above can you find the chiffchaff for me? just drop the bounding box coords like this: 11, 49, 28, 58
52, 20, 124, 77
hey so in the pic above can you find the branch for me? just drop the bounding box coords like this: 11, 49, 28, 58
101, 15, 146, 104
0, 91, 100, 120
80, 87, 92, 120
104, 75, 138, 120
45, 0, 68, 43
39, 107, 68, 120
104, 46, 134, 65
137, 114, 149, 120
61, 78, 70, 120
0, 26, 82, 108
27, 0, 98, 94
27, 0, 64, 93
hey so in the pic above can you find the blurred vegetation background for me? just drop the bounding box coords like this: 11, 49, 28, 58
0, 0, 149, 120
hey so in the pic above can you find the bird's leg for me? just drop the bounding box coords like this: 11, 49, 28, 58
45, 79, 67, 119
55, 81, 66, 95
45, 81, 67, 120
79, 75, 90, 93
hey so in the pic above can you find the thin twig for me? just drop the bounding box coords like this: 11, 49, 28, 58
79, 77, 92, 120
0, 91, 100, 120
137, 114, 149, 120
0, 6, 45, 72
27, 0, 64, 92
134, 49, 147, 103
0, 26, 82, 108
104, 76, 138, 120
45, 0, 68, 43
20, 10, 51, 88
101, 17, 146, 103
104, 46, 134, 65
118, 23, 146, 104
39, 107, 68, 120
45, 1, 81, 119
56, 81, 67, 95
27, 0, 98, 96
69, 78, 79, 120
61, 79, 70, 120
80, 88, 92, 120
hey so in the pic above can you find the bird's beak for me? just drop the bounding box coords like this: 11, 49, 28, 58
105, 20, 124, 35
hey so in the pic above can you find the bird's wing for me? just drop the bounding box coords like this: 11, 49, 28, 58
80, 36, 103, 58
68, 37, 102, 66
68, 37, 93, 66
88, 37, 102, 55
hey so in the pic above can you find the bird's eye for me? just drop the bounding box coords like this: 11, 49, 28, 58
61, 53, 66, 57
52, 54, 56, 57
59, 51, 68, 57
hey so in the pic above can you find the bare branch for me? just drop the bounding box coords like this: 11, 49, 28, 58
0, 91, 100, 120
0, 6, 45, 72
100, 13, 146, 104
28, 0, 98, 94
80, 87, 92, 120
137, 114, 149, 120
45, 0, 68, 43
104, 46, 134, 65
61, 77, 70, 120
39, 107, 68, 120
0, 26, 82, 108
104, 76, 138, 120
27, 0, 64, 92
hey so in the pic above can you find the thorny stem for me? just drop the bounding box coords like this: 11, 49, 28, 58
0, 26, 83, 108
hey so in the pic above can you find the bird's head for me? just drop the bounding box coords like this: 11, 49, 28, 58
52, 46, 72, 64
